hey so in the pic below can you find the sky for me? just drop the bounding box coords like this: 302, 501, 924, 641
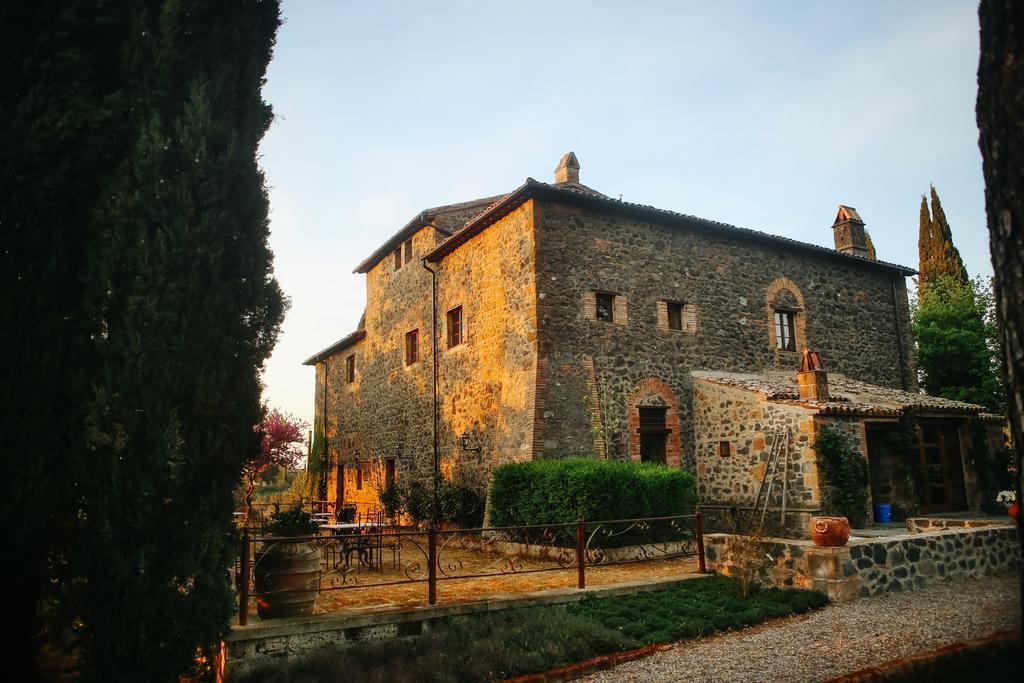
258, 0, 990, 427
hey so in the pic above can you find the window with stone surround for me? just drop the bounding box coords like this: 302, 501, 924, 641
583, 291, 627, 325
719, 440, 731, 457
346, 354, 356, 383
405, 328, 419, 365
447, 306, 464, 348
393, 248, 402, 271
355, 463, 363, 490
766, 279, 807, 353
403, 238, 413, 264
658, 300, 697, 333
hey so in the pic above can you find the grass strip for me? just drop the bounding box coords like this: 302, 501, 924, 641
240, 575, 827, 683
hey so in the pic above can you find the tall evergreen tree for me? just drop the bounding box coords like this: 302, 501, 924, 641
918, 185, 969, 291
913, 276, 1005, 412
1, 2, 284, 679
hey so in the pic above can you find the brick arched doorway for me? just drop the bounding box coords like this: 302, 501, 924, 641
627, 378, 681, 467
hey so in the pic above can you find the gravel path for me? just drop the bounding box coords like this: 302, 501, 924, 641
584, 574, 1020, 683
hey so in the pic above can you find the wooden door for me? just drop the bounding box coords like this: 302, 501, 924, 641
918, 422, 967, 512
638, 407, 668, 465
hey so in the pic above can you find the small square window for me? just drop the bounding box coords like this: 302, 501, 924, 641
595, 292, 615, 322
403, 239, 413, 264
667, 301, 683, 330
719, 441, 731, 457
405, 329, 419, 365
447, 306, 464, 348
393, 248, 402, 271
346, 354, 356, 383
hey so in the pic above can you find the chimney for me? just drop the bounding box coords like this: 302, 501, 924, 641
554, 151, 580, 184
796, 349, 829, 402
831, 205, 871, 259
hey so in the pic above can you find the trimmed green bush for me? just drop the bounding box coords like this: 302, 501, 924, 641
488, 458, 698, 527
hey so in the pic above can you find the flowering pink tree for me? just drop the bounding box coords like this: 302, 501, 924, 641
242, 408, 309, 516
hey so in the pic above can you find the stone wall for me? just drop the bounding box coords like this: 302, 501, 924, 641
313, 201, 540, 509
533, 201, 916, 469
705, 523, 1018, 602
691, 377, 820, 508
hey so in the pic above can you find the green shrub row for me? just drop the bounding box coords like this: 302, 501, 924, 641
488, 458, 698, 527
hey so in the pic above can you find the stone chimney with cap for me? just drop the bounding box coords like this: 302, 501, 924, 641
831, 205, 871, 259
796, 349, 829, 402
554, 151, 580, 184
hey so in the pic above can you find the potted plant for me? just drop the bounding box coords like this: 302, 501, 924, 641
336, 504, 356, 524
996, 490, 1018, 521
253, 506, 321, 619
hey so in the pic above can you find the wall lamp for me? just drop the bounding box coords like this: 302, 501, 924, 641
458, 432, 481, 454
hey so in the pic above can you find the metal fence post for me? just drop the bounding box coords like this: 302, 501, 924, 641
576, 517, 586, 589
238, 528, 250, 626
427, 525, 437, 605
695, 510, 707, 574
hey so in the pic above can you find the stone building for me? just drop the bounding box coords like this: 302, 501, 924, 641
304, 152, 989, 528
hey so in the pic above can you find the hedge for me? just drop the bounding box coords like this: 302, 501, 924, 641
488, 458, 698, 528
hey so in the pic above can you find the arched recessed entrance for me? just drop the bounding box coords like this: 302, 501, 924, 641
627, 378, 681, 467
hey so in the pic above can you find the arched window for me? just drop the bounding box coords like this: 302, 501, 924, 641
765, 278, 807, 353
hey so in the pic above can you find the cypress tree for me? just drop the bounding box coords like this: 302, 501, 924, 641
918, 185, 969, 290
1, 4, 132, 676
2, 2, 285, 679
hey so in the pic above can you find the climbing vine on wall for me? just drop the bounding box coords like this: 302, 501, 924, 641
812, 425, 870, 528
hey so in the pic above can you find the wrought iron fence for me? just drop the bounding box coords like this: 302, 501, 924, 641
236, 511, 705, 625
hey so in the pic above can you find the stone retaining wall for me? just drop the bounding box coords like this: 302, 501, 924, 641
705, 523, 1018, 602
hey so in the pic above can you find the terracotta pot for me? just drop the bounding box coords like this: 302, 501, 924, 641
1009, 503, 1020, 523
810, 516, 850, 547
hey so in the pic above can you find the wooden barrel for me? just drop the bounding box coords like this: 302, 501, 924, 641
254, 540, 320, 618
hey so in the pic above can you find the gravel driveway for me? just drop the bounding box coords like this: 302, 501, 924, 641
584, 574, 1020, 683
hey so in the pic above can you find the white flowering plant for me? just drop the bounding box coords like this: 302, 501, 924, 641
995, 490, 1016, 505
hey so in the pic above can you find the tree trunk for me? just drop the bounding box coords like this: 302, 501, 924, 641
976, 0, 1024, 639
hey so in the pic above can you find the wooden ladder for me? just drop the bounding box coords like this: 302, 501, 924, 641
749, 429, 790, 531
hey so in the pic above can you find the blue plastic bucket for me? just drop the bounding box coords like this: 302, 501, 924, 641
873, 503, 892, 524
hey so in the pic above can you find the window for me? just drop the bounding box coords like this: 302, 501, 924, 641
719, 441, 731, 457
405, 328, 419, 365
774, 310, 796, 351
403, 239, 413, 264
355, 464, 363, 490
346, 354, 356, 383
595, 292, 615, 322
385, 459, 396, 488
667, 302, 683, 330
393, 248, 402, 271
447, 306, 464, 348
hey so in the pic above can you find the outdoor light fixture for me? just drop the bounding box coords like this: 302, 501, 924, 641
458, 432, 481, 454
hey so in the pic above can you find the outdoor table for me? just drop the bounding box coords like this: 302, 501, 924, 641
320, 522, 384, 570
